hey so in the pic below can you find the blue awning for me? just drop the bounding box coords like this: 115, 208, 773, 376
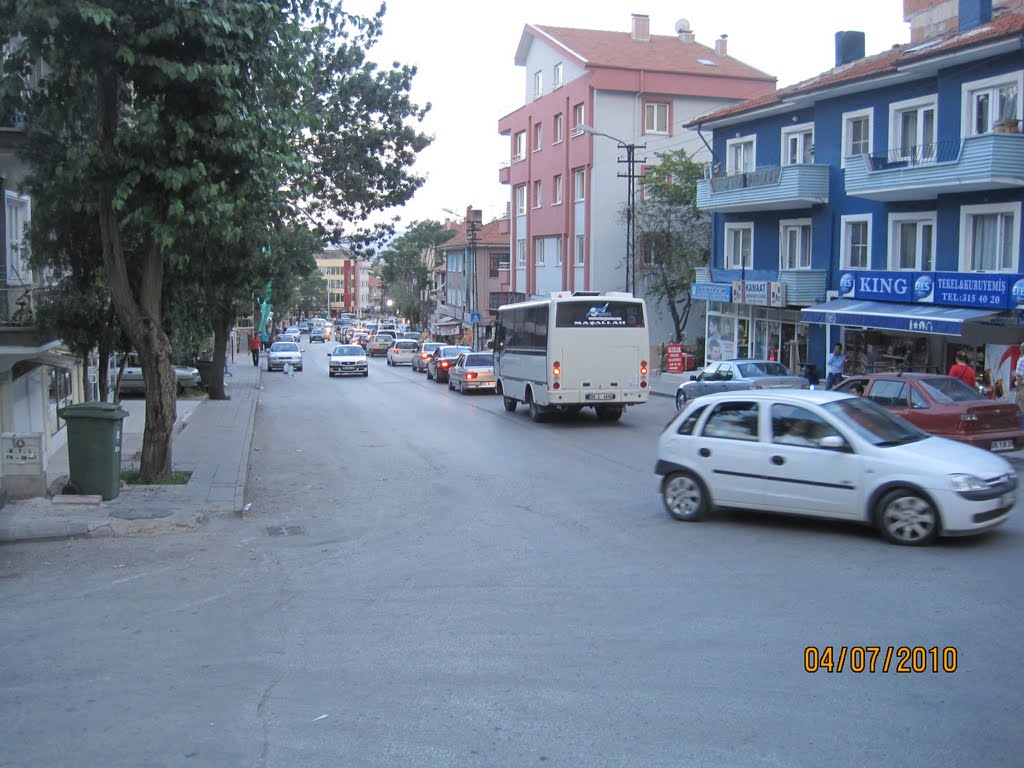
801, 298, 1000, 336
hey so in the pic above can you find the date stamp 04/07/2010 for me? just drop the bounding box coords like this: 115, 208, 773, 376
804, 646, 958, 674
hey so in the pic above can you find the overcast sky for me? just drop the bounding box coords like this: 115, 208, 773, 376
346, 0, 911, 228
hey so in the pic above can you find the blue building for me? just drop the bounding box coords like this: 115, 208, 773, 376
687, 0, 1023, 387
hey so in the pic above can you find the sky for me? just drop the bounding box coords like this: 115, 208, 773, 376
346, 0, 912, 229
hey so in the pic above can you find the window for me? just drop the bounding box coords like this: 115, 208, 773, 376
725, 136, 755, 174
534, 239, 545, 266
533, 122, 542, 152
532, 179, 542, 208
779, 219, 811, 270
553, 113, 563, 144
959, 202, 1020, 272
890, 95, 936, 164
644, 102, 669, 134
572, 103, 585, 136
489, 253, 504, 278
781, 123, 813, 165
516, 239, 526, 268
553, 62, 563, 89
514, 185, 526, 215
888, 213, 936, 271
513, 131, 525, 162
574, 234, 584, 265
841, 109, 873, 165
963, 72, 1022, 135
702, 401, 759, 441
724, 223, 753, 269
841, 214, 872, 269
533, 70, 543, 99
552, 174, 562, 205
5, 191, 31, 284
555, 236, 563, 266
771, 404, 838, 449
573, 169, 585, 201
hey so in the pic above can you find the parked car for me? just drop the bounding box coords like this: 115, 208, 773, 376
832, 372, 1024, 453
267, 341, 303, 372
448, 351, 496, 393
656, 390, 1015, 546
117, 356, 201, 395
386, 339, 420, 366
368, 332, 397, 357
412, 342, 445, 373
327, 344, 368, 377
675, 359, 808, 410
309, 325, 327, 343
426, 345, 471, 384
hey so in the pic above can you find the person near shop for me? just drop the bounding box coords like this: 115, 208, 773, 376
824, 343, 846, 390
249, 333, 261, 366
948, 350, 976, 388
1015, 342, 1024, 413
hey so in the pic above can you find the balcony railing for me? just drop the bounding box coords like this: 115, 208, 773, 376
696, 164, 829, 212
0, 284, 52, 327
845, 132, 1024, 201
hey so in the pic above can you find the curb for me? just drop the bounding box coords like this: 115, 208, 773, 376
234, 365, 260, 514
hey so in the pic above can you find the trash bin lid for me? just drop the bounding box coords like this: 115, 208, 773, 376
58, 402, 129, 420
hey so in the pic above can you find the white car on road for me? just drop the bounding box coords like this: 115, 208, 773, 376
386, 339, 420, 366
656, 389, 1016, 546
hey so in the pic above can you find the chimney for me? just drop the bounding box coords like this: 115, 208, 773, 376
631, 14, 651, 42
834, 31, 866, 67
959, 0, 992, 32
675, 17, 696, 43
714, 34, 728, 56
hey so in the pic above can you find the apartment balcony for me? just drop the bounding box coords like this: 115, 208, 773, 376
0, 284, 59, 350
696, 164, 830, 213
498, 162, 510, 185
844, 133, 1024, 201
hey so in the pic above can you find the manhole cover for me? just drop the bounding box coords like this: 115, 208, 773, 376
265, 525, 305, 536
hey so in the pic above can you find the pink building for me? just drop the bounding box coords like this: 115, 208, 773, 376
498, 14, 776, 341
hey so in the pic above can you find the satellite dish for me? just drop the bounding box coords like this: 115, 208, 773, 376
675, 18, 691, 35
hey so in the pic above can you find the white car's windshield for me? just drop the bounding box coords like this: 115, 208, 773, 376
270, 342, 299, 353
823, 397, 927, 446
332, 346, 362, 357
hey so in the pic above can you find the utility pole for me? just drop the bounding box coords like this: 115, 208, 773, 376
466, 208, 483, 351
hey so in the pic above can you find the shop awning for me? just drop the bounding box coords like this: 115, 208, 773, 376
801, 299, 1001, 336
33, 351, 80, 369
430, 316, 462, 335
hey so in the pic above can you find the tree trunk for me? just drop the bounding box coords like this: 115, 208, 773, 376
96, 70, 176, 481
205, 280, 235, 400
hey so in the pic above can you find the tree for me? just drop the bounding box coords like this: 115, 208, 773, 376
634, 151, 711, 344
1, 1, 430, 480
378, 220, 450, 325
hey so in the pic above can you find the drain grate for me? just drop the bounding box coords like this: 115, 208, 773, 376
265, 525, 305, 537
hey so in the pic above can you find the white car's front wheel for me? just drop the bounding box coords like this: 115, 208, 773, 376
876, 489, 939, 546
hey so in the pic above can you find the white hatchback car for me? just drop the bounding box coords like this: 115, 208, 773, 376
386, 339, 420, 366
656, 390, 1016, 546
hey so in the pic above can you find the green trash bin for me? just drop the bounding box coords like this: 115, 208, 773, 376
58, 402, 129, 500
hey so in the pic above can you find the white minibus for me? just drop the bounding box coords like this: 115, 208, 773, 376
494, 291, 650, 422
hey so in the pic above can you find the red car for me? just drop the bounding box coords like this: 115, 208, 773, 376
833, 372, 1024, 453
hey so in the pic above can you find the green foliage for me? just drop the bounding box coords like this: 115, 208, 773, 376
378, 220, 450, 323
635, 150, 711, 344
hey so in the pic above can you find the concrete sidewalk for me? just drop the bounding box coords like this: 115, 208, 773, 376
0, 359, 260, 542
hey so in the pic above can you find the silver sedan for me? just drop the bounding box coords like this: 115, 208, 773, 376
675, 359, 808, 410
448, 352, 496, 394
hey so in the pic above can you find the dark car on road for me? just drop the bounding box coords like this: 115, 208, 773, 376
833, 372, 1024, 453
426, 345, 471, 384
309, 325, 327, 343
675, 359, 808, 410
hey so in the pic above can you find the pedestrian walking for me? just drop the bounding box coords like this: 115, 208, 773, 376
260, 328, 269, 351
824, 343, 846, 390
948, 350, 976, 388
249, 333, 261, 366
1015, 342, 1024, 414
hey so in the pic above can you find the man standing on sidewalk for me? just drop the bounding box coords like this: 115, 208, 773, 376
249, 333, 261, 366
824, 343, 846, 390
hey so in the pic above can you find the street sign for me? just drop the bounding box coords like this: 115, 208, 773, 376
470, 312, 481, 323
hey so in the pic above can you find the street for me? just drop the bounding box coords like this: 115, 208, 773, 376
2, 346, 1023, 767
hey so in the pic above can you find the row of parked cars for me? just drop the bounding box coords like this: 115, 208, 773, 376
660, 357, 1020, 546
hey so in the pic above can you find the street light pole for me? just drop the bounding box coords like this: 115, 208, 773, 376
580, 125, 645, 296
443, 207, 484, 350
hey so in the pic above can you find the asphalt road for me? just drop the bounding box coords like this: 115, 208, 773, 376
2, 343, 1022, 767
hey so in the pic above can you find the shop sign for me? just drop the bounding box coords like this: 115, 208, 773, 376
731, 280, 786, 307
690, 283, 732, 302
837, 270, 1020, 309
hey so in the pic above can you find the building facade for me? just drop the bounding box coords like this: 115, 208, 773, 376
498, 13, 776, 344
688, 0, 1024, 388
316, 248, 370, 317
431, 207, 521, 344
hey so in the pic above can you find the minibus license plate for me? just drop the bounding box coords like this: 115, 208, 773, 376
585, 393, 615, 401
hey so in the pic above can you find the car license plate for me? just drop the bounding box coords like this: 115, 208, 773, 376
585, 393, 616, 401
991, 440, 1014, 452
